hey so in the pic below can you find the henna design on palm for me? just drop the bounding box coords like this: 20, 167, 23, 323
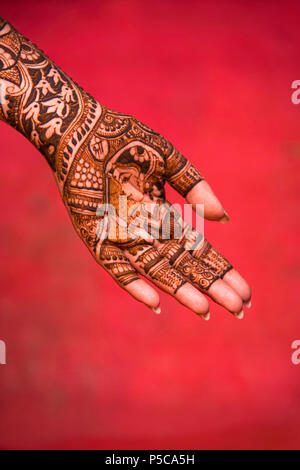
62, 106, 232, 296
0, 17, 251, 318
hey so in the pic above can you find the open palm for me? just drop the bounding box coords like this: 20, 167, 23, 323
62, 105, 251, 318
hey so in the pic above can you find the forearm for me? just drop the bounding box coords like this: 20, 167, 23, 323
0, 17, 101, 184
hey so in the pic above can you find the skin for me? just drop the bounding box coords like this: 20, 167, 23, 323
0, 18, 251, 320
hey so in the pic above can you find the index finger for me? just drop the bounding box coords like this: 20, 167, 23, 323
165, 148, 229, 222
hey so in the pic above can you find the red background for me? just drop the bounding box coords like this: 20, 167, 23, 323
0, 0, 299, 450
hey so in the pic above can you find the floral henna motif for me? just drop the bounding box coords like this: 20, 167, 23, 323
0, 18, 101, 173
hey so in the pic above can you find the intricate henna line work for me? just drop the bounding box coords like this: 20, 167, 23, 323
0, 19, 202, 207
0, 18, 101, 176
192, 239, 233, 278
135, 247, 165, 275
0, 17, 233, 295
127, 243, 186, 294
158, 240, 219, 290
70, 213, 99, 250
99, 243, 139, 287
165, 148, 204, 197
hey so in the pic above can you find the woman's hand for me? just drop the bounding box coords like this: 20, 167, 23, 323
0, 18, 251, 318
60, 105, 251, 318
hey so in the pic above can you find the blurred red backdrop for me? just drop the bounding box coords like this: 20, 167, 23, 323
0, 0, 299, 450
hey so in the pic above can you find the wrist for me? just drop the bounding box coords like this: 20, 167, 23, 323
0, 17, 100, 180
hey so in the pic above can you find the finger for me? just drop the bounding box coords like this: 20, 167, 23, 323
206, 279, 244, 317
222, 269, 252, 307
124, 242, 210, 317
157, 240, 244, 318
191, 239, 252, 315
97, 242, 160, 311
155, 203, 246, 311
155, 201, 243, 310
190, 238, 233, 278
164, 148, 228, 222
165, 148, 204, 197
126, 279, 161, 312
188, 238, 249, 317
186, 180, 229, 223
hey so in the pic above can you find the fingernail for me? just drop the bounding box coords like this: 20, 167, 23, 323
234, 310, 244, 320
219, 211, 230, 224
200, 311, 210, 321
151, 306, 161, 314
245, 300, 252, 308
